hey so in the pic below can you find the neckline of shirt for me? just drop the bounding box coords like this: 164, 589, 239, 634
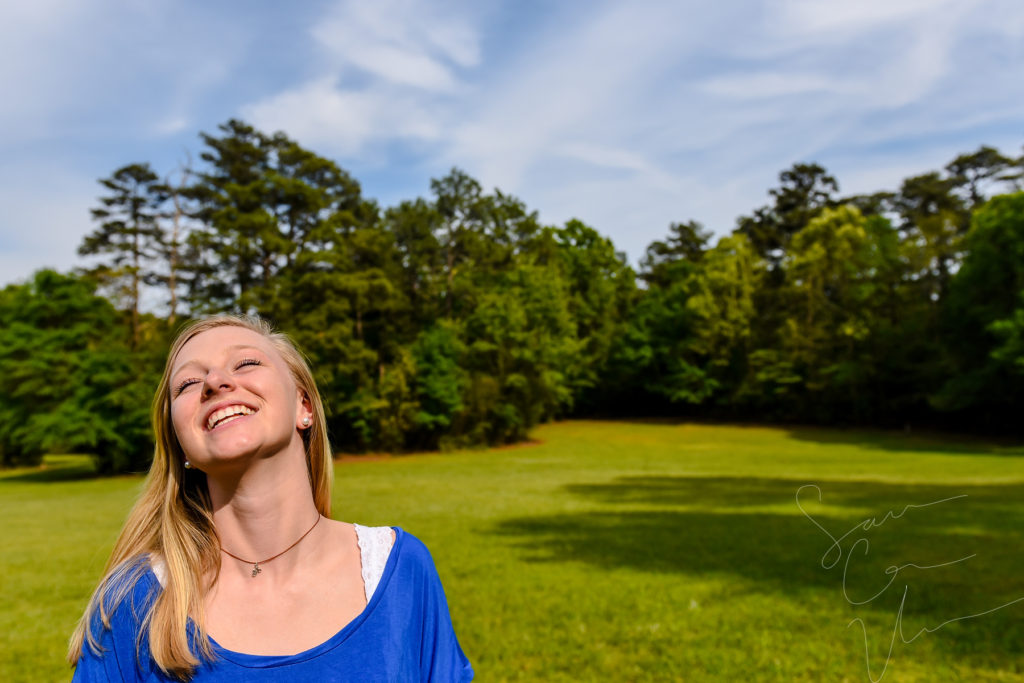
205, 525, 405, 668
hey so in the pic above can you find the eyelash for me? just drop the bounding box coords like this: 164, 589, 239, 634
173, 358, 263, 396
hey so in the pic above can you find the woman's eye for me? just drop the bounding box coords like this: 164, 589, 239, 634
236, 358, 263, 369
174, 378, 199, 396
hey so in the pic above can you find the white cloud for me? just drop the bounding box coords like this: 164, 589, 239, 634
311, 0, 480, 91
242, 0, 486, 156
555, 143, 655, 175
699, 72, 837, 99
773, 0, 963, 36
441, 1, 700, 190
0, 0, 243, 146
242, 77, 442, 156
153, 116, 190, 136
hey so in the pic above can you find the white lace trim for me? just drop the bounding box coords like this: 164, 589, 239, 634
150, 525, 396, 602
353, 524, 395, 603
150, 553, 168, 587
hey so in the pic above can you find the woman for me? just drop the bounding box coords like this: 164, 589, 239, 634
68, 315, 473, 682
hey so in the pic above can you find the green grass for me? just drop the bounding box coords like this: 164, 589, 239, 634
3, 421, 1024, 682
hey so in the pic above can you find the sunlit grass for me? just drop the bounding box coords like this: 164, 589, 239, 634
3, 421, 1024, 681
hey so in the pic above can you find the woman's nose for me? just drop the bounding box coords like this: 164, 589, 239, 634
202, 368, 235, 398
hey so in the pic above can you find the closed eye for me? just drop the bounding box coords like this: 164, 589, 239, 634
172, 358, 262, 397
174, 378, 200, 396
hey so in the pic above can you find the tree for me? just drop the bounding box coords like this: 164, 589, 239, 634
842, 191, 896, 219
627, 277, 712, 407
431, 168, 487, 318
945, 145, 1014, 210
639, 220, 711, 287
186, 119, 276, 311
157, 162, 196, 324
0, 270, 156, 471
764, 206, 902, 421
551, 219, 638, 412
410, 321, 467, 449
384, 198, 445, 327
685, 233, 765, 407
737, 162, 839, 266
79, 163, 167, 349
935, 191, 1024, 426
458, 262, 578, 443
894, 172, 968, 300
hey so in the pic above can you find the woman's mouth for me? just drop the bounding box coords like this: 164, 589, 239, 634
207, 405, 257, 430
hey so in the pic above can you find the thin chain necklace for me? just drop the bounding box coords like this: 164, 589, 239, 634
220, 514, 322, 577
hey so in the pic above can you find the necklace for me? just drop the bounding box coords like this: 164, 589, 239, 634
220, 514, 322, 577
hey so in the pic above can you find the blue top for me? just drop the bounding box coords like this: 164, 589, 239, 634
72, 528, 474, 682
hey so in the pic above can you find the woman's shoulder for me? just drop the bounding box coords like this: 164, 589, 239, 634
100, 555, 162, 606
392, 527, 431, 561
77, 555, 161, 674
84, 556, 161, 638
382, 528, 452, 588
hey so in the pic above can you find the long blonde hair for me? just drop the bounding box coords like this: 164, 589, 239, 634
68, 315, 333, 679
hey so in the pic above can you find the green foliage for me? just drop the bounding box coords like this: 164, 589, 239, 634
775, 207, 899, 418
8, 124, 1024, 471
459, 263, 578, 444
411, 322, 466, 446
639, 220, 711, 287
629, 270, 711, 405
736, 162, 839, 266
935, 192, 1024, 421
550, 219, 637, 411
686, 234, 765, 405
0, 271, 156, 471
945, 145, 1015, 209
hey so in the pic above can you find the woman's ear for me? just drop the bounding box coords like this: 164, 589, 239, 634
297, 390, 314, 429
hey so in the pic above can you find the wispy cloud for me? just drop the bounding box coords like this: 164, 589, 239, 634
243, 77, 443, 156
312, 0, 480, 91
772, 0, 967, 36
699, 73, 837, 99
243, 0, 483, 156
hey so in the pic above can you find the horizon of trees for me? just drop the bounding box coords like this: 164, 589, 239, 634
2, 119, 1023, 473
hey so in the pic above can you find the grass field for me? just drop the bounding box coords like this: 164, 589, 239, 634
3, 420, 1024, 682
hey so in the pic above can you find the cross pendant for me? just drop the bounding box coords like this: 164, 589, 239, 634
251, 563, 261, 577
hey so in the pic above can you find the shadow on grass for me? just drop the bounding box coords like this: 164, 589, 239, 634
564, 475, 1024, 515
0, 458, 97, 483
782, 425, 1024, 457
595, 418, 1024, 456
495, 474, 1024, 663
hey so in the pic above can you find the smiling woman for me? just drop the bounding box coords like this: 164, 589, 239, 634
67, 315, 473, 682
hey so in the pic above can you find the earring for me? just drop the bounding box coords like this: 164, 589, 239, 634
183, 460, 192, 469
302, 416, 311, 427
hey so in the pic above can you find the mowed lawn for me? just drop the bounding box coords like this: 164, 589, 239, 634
3, 420, 1024, 682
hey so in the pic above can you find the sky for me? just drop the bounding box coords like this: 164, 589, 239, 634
1, 0, 1023, 286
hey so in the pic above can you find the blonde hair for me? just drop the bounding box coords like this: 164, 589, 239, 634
68, 315, 333, 679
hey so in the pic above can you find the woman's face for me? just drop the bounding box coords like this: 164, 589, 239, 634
168, 326, 309, 471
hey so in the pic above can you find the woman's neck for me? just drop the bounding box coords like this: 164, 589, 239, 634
206, 442, 321, 573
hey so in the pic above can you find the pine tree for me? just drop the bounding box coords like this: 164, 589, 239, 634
79, 163, 166, 349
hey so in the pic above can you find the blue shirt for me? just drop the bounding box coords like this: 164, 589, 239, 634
73, 528, 474, 682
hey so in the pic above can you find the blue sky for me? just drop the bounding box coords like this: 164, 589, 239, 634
2, 0, 1023, 285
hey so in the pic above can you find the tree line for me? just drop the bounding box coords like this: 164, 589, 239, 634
2, 119, 1022, 472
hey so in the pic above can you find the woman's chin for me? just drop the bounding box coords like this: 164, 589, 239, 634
199, 434, 298, 471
